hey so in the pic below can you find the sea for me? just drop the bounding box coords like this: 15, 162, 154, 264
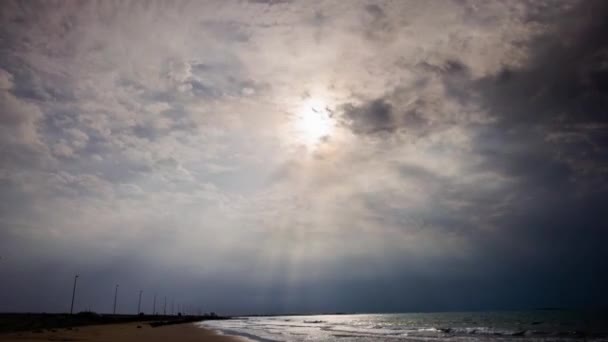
200, 311, 608, 341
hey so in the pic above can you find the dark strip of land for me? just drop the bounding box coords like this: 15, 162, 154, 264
0, 312, 229, 333
0, 322, 240, 342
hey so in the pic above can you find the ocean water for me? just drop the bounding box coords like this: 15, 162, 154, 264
200, 311, 608, 341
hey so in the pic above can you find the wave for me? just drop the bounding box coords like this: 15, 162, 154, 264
201, 313, 608, 341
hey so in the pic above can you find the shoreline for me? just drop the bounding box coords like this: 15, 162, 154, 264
197, 323, 258, 342
0, 313, 229, 334
0, 322, 243, 342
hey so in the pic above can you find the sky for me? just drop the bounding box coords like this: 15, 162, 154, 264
1, 0, 607, 315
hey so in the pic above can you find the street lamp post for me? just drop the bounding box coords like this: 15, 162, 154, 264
70, 275, 79, 315
113, 285, 119, 315
137, 290, 143, 314
152, 293, 156, 315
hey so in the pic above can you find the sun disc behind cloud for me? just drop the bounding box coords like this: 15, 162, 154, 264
294, 98, 335, 148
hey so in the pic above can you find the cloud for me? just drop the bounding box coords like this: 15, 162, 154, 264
0, 69, 44, 150
326, 0, 608, 309
341, 99, 395, 134
0, 67, 13, 90
0, 0, 607, 314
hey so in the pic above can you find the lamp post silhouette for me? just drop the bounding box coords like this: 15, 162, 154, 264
70, 275, 79, 315
113, 285, 119, 315
163, 296, 167, 316
137, 290, 143, 314
153, 293, 158, 315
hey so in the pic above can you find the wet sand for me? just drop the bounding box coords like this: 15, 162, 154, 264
0, 322, 241, 342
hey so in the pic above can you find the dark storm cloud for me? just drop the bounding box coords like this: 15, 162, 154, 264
477, 1, 608, 126
469, 0, 608, 194
474, 0, 608, 243
342, 99, 396, 134
344, 0, 608, 135
335, 0, 608, 308
467, 0, 608, 185
340, 59, 472, 138
342, 0, 608, 182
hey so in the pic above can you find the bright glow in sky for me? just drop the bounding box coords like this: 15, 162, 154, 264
294, 98, 335, 148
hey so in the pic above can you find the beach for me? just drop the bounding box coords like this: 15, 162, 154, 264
0, 322, 240, 342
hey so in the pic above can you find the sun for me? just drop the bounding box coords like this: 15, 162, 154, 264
294, 98, 334, 148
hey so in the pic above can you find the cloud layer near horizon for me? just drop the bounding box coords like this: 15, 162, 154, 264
1, 0, 607, 314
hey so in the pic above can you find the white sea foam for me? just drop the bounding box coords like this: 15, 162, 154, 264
199, 312, 608, 342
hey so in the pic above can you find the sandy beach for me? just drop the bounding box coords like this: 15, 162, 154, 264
0, 322, 241, 342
